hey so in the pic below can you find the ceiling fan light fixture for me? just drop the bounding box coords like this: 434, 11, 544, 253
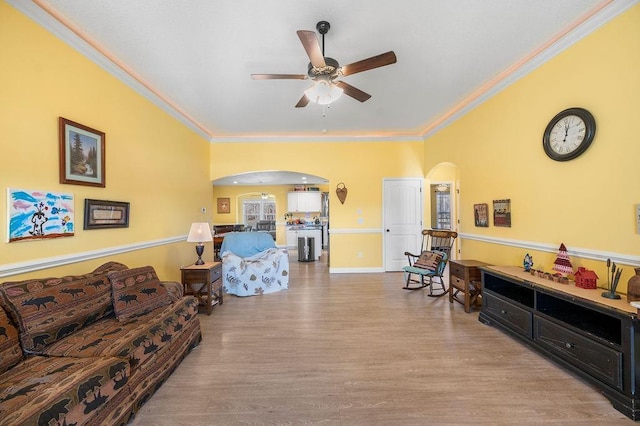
304, 80, 343, 105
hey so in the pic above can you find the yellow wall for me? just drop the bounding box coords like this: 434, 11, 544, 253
425, 4, 640, 291
210, 141, 424, 268
4, 0, 638, 285
0, 2, 212, 281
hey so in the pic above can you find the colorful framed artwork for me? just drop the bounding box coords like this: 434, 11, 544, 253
473, 203, 489, 227
84, 199, 130, 229
7, 188, 74, 242
59, 117, 105, 187
217, 197, 230, 214
493, 199, 511, 227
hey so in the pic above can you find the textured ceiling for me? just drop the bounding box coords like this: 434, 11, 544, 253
13, 0, 629, 144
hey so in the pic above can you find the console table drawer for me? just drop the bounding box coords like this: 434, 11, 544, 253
210, 267, 222, 283
534, 316, 623, 390
449, 261, 466, 279
484, 292, 532, 338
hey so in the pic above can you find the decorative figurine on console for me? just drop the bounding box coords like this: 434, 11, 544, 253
574, 267, 598, 289
602, 258, 622, 299
552, 243, 573, 277
523, 253, 534, 272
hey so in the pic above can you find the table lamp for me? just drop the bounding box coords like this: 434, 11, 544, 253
186, 222, 213, 265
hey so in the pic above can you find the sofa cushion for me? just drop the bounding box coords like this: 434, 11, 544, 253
0, 355, 129, 426
0, 306, 22, 375
41, 296, 200, 370
107, 266, 172, 321
0, 261, 129, 352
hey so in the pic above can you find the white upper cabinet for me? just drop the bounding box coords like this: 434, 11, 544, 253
288, 192, 321, 212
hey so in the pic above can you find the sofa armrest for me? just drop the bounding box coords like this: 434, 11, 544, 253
160, 280, 184, 302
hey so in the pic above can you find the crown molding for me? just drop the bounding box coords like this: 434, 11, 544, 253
208, 135, 424, 143
8, 0, 211, 140
421, 0, 638, 140
9, 0, 637, 144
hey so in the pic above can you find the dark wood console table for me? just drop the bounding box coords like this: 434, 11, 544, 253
479, 266, 640, 420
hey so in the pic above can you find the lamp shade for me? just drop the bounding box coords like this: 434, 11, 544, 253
304, 80, 343, 105
186, 222, 213, 243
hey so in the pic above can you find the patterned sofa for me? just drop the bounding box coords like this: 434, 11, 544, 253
0, 261, 202, 426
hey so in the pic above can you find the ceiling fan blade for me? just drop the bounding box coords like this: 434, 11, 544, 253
251, 74, 308, 80
295, 94, 310, 108
335, 81, 371, 102
340, 51, 397, 77
297, 30, 326, 68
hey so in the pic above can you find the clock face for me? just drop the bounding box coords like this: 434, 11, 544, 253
543, 108, 596, 161
548, 115, 586, 155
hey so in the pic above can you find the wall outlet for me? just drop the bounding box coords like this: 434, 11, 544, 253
357, 251, 363, 258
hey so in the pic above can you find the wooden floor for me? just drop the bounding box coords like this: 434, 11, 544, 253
130, 253, 633, 425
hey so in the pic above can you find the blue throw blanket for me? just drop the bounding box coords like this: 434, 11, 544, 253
220, 232, 275, 258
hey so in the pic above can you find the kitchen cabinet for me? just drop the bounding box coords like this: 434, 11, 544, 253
288, 192, 321, 212
286, 228, 322, 260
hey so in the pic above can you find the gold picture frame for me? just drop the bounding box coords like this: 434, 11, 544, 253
59, 117, 105, 187
217, 197, 230, 214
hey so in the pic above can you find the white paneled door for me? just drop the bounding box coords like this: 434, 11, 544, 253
383, 178, 423, 271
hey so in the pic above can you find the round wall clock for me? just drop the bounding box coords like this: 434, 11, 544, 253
542, 107, 596, 161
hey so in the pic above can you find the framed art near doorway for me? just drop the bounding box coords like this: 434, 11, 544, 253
217, 197, 230, 214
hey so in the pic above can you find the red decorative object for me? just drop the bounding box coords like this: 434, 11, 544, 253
574, 267, 598, 289
552, 243, 573, 275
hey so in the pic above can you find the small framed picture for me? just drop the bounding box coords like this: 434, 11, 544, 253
59, 117, 106, 187
84, 199, 129, 229
217, 197, 230, 214
473, 203, 489, 227
493, 199, 511, 227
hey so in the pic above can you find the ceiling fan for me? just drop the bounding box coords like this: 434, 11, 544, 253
251, 21, 397, 108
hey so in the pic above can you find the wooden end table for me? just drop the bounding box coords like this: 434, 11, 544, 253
181, 261, 223, 315
449, 259, 490, 313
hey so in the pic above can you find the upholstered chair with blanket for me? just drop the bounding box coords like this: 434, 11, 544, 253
220, 232, 289, 296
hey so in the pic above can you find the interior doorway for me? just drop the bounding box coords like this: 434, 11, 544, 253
430, 183, 452, 230
383, 178, 423, 271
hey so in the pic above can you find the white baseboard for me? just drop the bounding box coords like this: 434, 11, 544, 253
329, 267, 386, 274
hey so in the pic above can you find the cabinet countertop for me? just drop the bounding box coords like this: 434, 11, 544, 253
482, 265, 636, 315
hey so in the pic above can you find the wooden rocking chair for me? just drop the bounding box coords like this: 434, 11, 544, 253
402, 229, 458, 296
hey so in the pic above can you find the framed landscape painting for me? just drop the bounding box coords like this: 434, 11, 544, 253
59, 117, 105, 187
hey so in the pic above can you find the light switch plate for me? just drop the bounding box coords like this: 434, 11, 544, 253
636, 204, 640, 234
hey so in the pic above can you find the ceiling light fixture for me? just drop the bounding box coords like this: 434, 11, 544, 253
304, 79, 343, 105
